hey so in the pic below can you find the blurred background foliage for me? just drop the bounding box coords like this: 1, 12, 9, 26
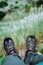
0, 0, 43, 58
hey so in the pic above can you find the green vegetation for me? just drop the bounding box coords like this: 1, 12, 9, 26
40, 48, 43, 54
0, 55, 5, 65
24, 4, 31, 13
0, 1, 8, 8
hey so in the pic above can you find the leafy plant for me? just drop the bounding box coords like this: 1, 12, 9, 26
40, 48, 43, 54
24, 4, 31, 13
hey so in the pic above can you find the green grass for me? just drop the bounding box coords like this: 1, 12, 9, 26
0, 0, 43, 56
